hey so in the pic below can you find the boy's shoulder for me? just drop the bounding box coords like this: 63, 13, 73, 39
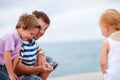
1, 28, 19, 40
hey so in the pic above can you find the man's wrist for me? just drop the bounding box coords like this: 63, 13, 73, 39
38, 51, 46, 56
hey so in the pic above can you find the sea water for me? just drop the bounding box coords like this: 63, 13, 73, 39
39, 40, 102, 77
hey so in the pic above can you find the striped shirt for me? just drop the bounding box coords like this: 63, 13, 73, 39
20, 39, 39, 66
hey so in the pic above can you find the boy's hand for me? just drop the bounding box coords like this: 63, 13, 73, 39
9, 73, 18, 80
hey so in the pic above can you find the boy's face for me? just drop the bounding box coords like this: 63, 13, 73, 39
21, 28, 39, 41
34, 18, 49, 40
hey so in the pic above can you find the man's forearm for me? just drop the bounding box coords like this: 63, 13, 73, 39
14, 59, 42, 76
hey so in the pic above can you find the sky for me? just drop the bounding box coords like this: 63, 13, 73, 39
0, 0, 120, 43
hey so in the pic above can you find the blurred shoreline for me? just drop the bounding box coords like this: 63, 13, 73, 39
48, 72, 103, 80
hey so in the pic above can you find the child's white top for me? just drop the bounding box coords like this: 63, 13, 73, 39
104, 38, 120, 80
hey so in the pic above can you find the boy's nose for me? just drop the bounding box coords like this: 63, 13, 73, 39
29, 36, 33, 40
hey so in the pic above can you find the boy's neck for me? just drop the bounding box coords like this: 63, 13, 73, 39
28, 39, 33, 43
16, 28, 23, 40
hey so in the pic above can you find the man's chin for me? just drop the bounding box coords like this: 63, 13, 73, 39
34, 35, 43, 40
34, 37, 39, 40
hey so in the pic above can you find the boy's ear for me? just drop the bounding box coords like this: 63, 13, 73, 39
21, 24, 26, 30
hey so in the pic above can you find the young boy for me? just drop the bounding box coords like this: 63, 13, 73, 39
15, 11, 58, 80
0, 13, 41, 80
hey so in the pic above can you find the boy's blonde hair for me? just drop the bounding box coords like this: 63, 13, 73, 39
16, 13, 41, 30
100, 9, 120, 30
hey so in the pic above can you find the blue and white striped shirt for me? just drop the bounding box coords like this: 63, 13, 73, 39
20, 39, 39, 66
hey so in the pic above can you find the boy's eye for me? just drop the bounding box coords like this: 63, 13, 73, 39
31, 33, 34, 36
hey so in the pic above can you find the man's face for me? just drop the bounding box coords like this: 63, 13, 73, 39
34, 18, 49, 40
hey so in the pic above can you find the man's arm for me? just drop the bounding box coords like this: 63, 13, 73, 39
14, 57, 43, 76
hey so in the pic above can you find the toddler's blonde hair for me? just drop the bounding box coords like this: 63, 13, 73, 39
100, 9, 120, 30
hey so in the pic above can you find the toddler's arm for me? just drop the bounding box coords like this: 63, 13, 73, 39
100, 40, 109, 74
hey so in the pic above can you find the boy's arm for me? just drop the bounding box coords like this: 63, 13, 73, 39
100, 40, 109, 74
4, 50, 18, 80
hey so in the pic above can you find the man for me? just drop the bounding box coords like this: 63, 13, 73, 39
14, 11, 58, 80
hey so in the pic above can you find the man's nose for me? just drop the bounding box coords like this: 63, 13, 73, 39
40, 30, 45, 35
